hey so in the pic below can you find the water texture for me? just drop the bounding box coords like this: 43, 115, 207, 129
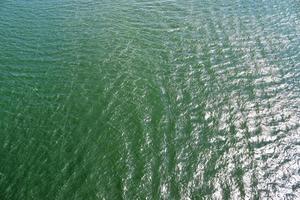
0, 0, 299, 199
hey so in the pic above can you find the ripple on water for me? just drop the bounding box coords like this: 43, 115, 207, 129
0, 0, 299, 199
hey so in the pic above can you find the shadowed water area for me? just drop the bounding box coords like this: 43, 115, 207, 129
0, 0, 300, 199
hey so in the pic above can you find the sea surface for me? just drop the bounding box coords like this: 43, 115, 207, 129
0, 0, 299, 199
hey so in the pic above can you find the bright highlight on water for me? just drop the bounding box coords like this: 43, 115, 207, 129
0, 0, 299, 199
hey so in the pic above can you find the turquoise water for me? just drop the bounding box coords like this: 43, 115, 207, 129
0, 0, 299, 199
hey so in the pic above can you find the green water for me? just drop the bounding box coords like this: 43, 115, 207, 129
0, 0, 299, 199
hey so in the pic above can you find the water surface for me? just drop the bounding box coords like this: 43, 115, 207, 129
0, 0, 299, 199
